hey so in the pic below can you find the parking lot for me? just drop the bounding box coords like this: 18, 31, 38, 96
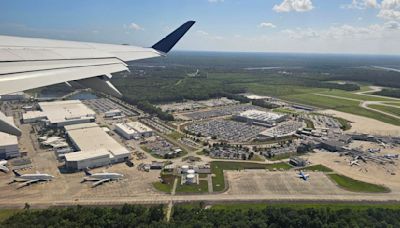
82, 98, 139, 117
304, 114, 342, 129
185, 119, 265, 142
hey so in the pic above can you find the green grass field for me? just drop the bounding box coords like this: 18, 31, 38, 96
211, 161, 292, 192
327, 174, 390, 193
318, 89, 398, 102
301, 165, 333, 172
284, 93, 400, 125
152, 182, 173, 193
176, 179, 209, 193
369, 104, 400, 117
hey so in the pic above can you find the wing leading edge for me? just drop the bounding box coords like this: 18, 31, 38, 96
0, 21, 195, 136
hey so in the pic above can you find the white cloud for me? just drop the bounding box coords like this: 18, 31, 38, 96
258, 22, 277, 28
126, 22, 144, 31
273, 0, 314, 13
196, 30, 224, 40
384, 20, 400, 29
208, 0, 224, 3
281, 22, 400, 41
196, 30, 209, 36
378, 0, 400, 20
341, 0, 379, 9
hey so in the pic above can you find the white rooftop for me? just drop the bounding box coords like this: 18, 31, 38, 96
0, 117, 18, 146
38, 100, 95, 124
64, 149, 110, 161
243, 94, 272, 100
22, 111, 46, 120
66, 123, 129, 157
115, 123, 138, 135
239, 110, 284, 122
126, 122, 152, 133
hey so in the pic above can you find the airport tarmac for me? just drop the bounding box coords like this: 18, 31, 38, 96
225, 170, 352, 196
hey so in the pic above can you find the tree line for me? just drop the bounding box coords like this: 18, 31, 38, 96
3, 204, 400, 227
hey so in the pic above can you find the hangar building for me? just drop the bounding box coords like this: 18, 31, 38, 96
38, 100, 96, 127
0, 117, 19, 159
64, 123, 131, 171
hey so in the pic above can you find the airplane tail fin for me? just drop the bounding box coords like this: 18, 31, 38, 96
83, 168, 92, 176
152, 21, 195, 54
12, 170, 21, 177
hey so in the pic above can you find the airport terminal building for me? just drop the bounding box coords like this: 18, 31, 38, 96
0, 117, 19, 159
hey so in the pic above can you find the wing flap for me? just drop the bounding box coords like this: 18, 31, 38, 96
17, 179, 40, 189
92, 178, 110, 187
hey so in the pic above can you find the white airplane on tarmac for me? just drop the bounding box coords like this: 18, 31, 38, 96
350, 159, 360, 166
0, 160, 9, 173
11, 170, 54, 189
82, 169, 124, 188
297, 171, 310, 181
0, 21, 195, 136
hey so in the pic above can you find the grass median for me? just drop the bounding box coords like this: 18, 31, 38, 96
327, 174, 390, 193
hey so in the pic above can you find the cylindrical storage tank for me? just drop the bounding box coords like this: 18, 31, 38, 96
187, 169, 195, 174
186, 174, 195, 184
181, 165, 189, 173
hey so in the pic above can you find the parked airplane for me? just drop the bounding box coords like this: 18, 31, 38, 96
0, 21, 195, 136
297, 171, 310, 181
82, 169, 124, 187
350, 159, 360, 166
11, 170, 54, 188
0, 160, 9, 173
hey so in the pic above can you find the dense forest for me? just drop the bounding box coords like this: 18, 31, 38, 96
374, 88, 400, 98
2, 204, 400, 227
30, 51, 400, 105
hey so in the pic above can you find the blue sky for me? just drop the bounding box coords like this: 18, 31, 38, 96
1, 0, 400, 54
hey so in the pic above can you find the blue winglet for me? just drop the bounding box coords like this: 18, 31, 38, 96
152, 21, 195, 54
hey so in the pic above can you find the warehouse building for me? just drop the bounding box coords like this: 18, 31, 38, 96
104, 109, 123, 118
234, 110, 286, 127
64, 149, 111, 170
22, 111, 46, 124
0, 117, 19, 159
38, 100, 96, 127
115, 121, 153, 139
64, 123, 131, 171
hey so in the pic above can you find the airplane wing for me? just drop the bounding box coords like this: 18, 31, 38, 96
17, 179, 40, 189
92, 178, 111, 187
0, 21, 195, 136
0, 165, 9, 173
